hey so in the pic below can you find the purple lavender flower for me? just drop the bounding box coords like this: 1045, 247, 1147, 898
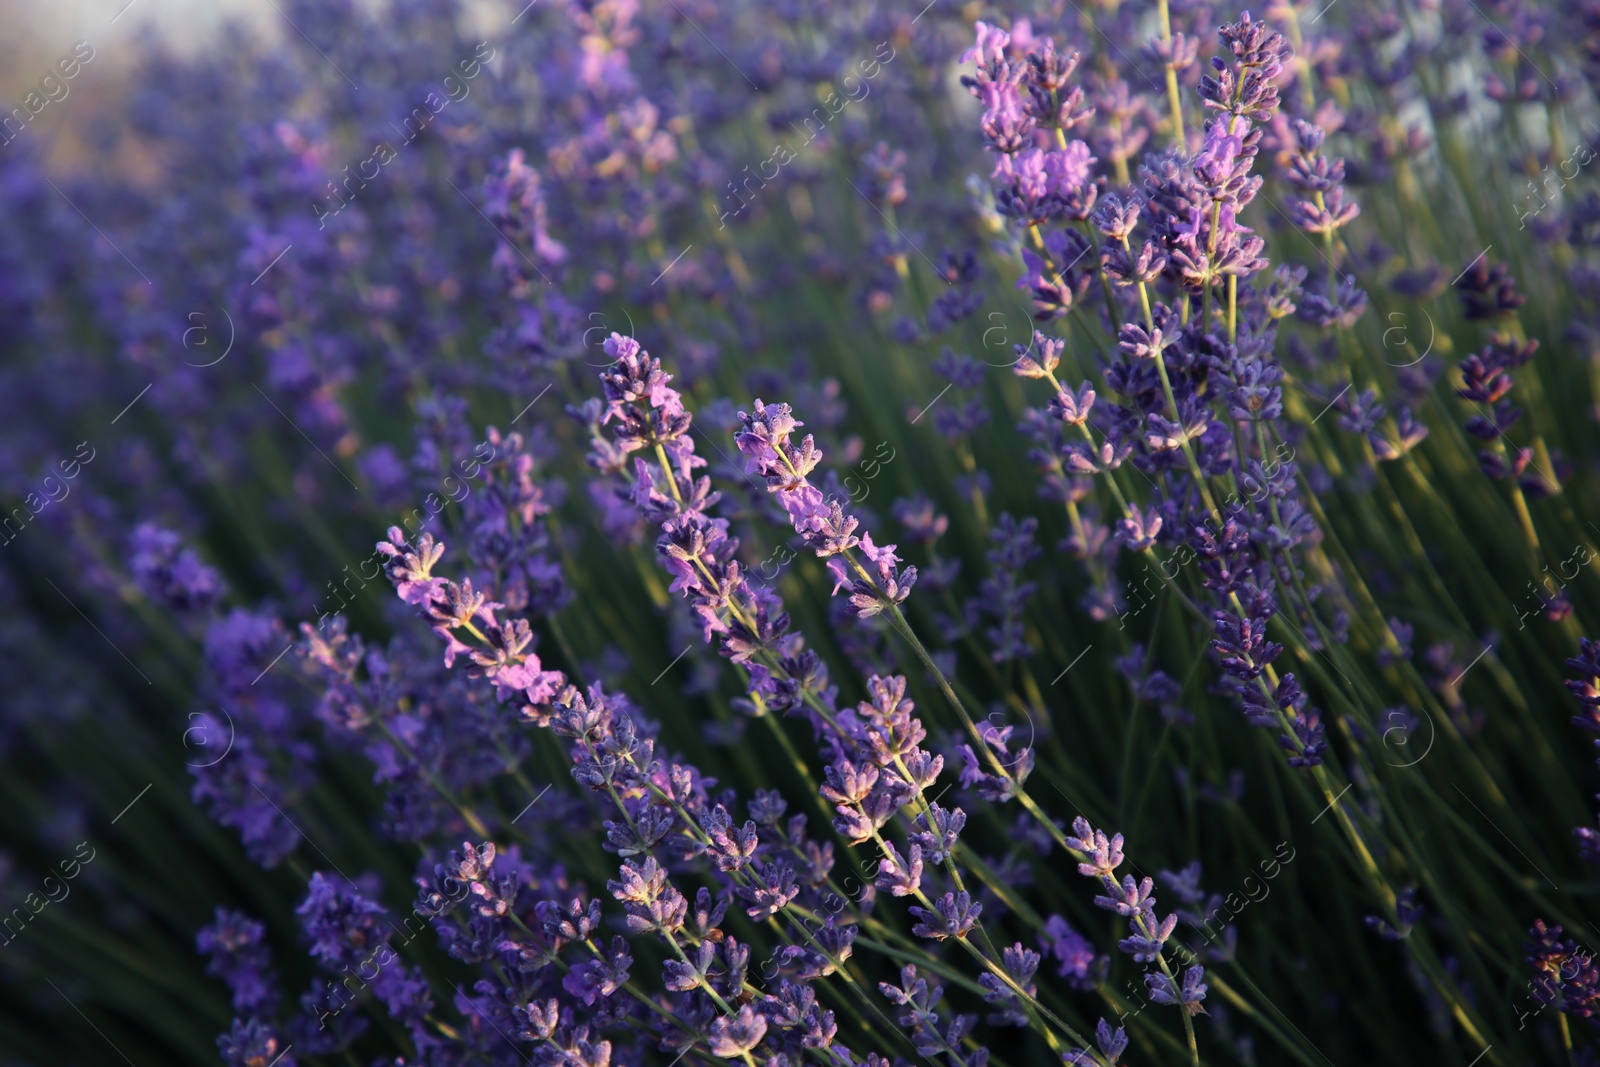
1366, 886, 1425, 941
1565, 638, 1600, 864
1454, 256, 1527, 320
1050, 381, 1098, 426
1116, 504, 1164, 552
1063, 815, 1203, 1013
218, 1018, 295, 1067
128, 522, 222, 614
1527, 919, 1600, 1018
188, 609, 317, 868
909, 890, 983, 941
1147, 964, 1209, 1013
1455, 333, 1550, 490
1065, 1015, 1133, 1065
930, 349, 991, 443
929, 250, 986, 334
296, 872, 388, 970
584, 335, 857, 743
376, 526, 565, 704
1039, 914, 1104, 989
893, 494, 951, 547
978, 943, 1040, 1027
708, 1003, 769, 1057
735, 399, 917, 618
198, 909, 280, 1016
880, 964, 964, 1058
973, 514, 1040, 661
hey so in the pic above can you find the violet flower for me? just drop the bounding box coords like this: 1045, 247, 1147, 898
197, 908, 279, 1016
972, 513, 1040, 661
218, 1018, 294, 1067
1526, 919, 1600, 1018
735, 399, 917, 619
1063, 815, 1204, 1015
1567, 638, 1600, 864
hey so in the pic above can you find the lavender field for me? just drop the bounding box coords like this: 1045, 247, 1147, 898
3, 1, 1600, 1064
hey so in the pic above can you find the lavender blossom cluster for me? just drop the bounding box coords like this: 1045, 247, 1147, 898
7, 1, 1600, 1066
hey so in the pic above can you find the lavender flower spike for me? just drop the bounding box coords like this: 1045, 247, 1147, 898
1063, 815, 1205, 1017
735, 399, 917, 618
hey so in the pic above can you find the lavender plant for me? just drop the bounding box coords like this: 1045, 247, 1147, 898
4, 1, 1600, 1065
